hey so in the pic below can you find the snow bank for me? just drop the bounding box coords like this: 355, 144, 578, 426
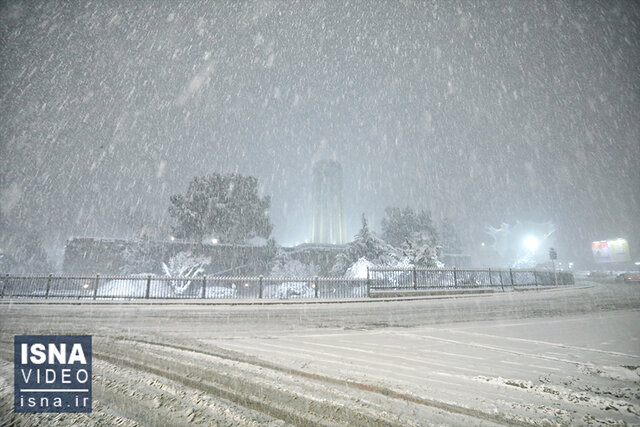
263, 282, 314, 299
344, 257, 376, 279
205, 285, 238, 299
97, 277, 174, 298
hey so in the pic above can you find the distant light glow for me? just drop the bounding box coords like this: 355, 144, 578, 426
524, 235, 539, 250
480, 242, 486, 247
211, 238, 219, 244
170, 236, 176, 241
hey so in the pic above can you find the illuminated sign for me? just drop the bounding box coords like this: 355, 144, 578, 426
592, 239, 631, 263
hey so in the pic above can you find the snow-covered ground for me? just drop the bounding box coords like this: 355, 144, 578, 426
0, 279, 638, 425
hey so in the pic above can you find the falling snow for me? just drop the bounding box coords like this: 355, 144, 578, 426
0, 2, 639, 423
0, 1, 637, 269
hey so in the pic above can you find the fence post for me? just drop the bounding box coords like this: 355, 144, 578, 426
453, 267, 458, 288
534, 269, 538, 286
1, 274, 7, 297
145, 275, 151, 299
259, 275, 263, 299
314, 276, 319, 298
488, 269, 493, 286
93, 274, 99, 300
413, 267, 417, 290
366, 267, 371, 298
45, 273, 52, 299
201, 275, 207, 299
509, 268, 515, 287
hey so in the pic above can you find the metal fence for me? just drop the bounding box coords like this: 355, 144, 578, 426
0, 274, 368, 300
367, 267, 574, 291
0, 268, 573, 300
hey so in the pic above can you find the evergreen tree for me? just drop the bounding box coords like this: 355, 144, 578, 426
331, 214, 393, 275
330, 213, 441, 276
381, 206, 438, 248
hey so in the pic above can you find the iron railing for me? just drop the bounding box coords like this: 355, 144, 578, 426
0, 268, 573, 300
367, 267, 574, 292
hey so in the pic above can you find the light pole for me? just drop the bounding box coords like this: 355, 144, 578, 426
549, 248, 558, 286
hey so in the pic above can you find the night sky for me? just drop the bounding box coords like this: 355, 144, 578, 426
1, 0, 638, 268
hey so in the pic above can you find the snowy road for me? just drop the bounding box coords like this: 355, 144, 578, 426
1, 280, 639, 425
208, 310, 639, 425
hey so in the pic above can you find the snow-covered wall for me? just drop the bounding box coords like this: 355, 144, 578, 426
62, 238, 343, 276
63, 238, 271, 276
285, 243, 345, 276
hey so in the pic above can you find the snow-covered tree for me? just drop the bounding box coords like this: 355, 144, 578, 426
119, 241, 157, 275
168, 173, 272, 244
377, 207, 441, 268
331, 214, 396, 275
330, 213, 442, 276
381, 206, 439, 248
163, 251, 210, 277
162, 251, 211, 294
269, 246, 319, 277
400, 240, 441, 268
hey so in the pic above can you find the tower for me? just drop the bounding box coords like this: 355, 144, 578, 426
311, 159, 347, 244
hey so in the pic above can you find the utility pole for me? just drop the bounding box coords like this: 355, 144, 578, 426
549, 247, 558, 286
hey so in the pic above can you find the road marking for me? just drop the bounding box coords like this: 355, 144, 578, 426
433, 328, 640, 359
276, 338, 483, 374
380, 330, 587, 366
336, 339, 485, 360
20, 389, 89, 392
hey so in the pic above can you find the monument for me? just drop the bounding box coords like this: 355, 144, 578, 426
311, 159, 347, 244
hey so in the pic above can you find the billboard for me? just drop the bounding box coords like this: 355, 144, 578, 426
592, 239, 631, 263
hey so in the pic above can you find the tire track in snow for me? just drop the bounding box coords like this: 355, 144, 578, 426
92, 335, 534, 426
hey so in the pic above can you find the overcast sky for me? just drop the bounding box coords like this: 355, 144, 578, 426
1, 0, 638, 267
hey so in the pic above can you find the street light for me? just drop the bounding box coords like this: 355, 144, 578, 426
524, 235, 539, 251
